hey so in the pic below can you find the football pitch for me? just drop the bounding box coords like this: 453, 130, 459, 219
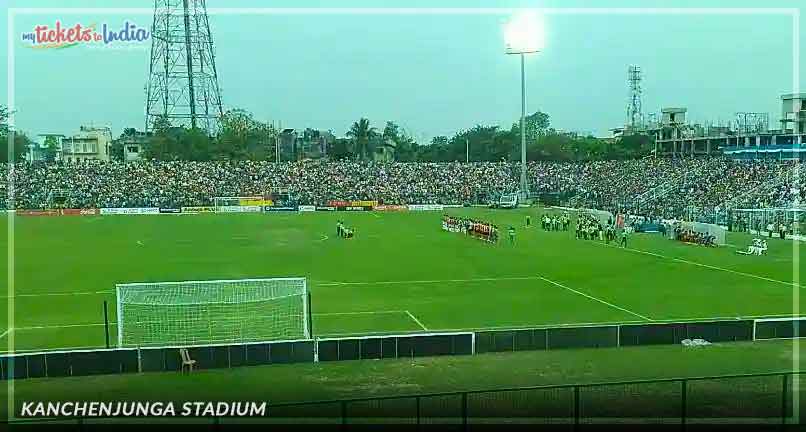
1, 207, 803, 353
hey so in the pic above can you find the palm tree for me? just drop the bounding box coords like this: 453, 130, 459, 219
347, 118, 377, 160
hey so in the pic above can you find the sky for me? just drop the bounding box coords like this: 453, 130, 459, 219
1, 0, 803, 144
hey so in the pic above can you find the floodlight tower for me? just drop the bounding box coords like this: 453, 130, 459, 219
504, 11, 545, 202
145, 0, 224, 134
627, 65, 643, 129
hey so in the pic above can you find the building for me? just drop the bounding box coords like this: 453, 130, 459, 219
27, 134, 65, 162
299, 128, 335, 159
634, 94, 806, 160
780, 93, 806, 135
61, 126, 114, 162
372, 137, 397, 162
278, 128, 336, 161
114, 128, 152, 162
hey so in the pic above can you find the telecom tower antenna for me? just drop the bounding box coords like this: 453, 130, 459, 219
627, 65, 643, 129
145, 0, 224, 134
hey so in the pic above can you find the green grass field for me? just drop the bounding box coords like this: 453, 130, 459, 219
2, 207, 803, 353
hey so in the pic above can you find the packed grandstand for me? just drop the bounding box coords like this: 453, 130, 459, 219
3, 157, 803, 222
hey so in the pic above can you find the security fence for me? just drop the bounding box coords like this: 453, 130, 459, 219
0, 317, 800, 380
9, 371, 803, 425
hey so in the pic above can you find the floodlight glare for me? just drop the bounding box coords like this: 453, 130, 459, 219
504, 10, 545, 54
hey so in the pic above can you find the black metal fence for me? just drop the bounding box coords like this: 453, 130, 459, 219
10, 371, 803, 425
2, 318, 800, 380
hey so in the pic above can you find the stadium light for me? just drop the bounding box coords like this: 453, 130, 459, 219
504, 10, 545, 55
504, 10, 545, 201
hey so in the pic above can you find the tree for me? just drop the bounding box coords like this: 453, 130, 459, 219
448, 125, 513, 162
217, 109, 277, 160
328, 138, 354, 160
151, 115, 172, 134
393, 132, 418, 162
42, 135, 60, 162
0, 105, 33, 162
615, 134, 654, 159
382, 121, 400, 143
346, 118, 377, 160
511, 111, 551, 144
414, 136, 449, 162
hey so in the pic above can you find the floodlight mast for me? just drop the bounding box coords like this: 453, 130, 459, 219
504, 11, 544, 202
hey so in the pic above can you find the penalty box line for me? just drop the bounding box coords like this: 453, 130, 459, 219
597, 242, 805, 289
4, 312, 806, 352
319, 275, 654, 322
3, 310, 430, 332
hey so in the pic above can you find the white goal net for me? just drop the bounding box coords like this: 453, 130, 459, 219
212, 196, 267, 213
116, 278, 310, 348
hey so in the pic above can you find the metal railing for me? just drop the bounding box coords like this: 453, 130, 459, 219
10, 370, 803, 425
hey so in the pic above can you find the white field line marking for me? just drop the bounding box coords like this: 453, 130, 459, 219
314, 310, 404, 316
317, 276, 546, 287
10, 311, 409, 332
537, 276, 654, 322
599, 242, 804, 289
322, 314, 806, 337
406, 310, 428, 330
1, 344, 103, 355
0, 329, 11, 339
317, 235, 329, 242
6, 313, 806, 346
0, 290, 112, 299
16, 323, 111, 331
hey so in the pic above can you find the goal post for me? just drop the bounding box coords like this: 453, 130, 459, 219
212, 196, 270, 212
116, 277, 310, 348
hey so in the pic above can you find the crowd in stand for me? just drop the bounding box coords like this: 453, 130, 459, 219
2, 158, 804, 221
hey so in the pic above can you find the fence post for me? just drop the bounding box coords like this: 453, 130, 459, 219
340, 400, 347, 428
573, 385, 580, 429
681, 379, 687, 428
103, 300, 110, 349
461, 392, 468, 429
416, 396, 421, 427
782, 373, 790, 425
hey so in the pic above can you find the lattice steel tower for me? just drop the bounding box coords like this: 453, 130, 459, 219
626, 65, 643, 128
145, 0, 223, 133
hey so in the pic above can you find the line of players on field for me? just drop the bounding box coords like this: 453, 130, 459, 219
442, 215, 501, 243
673, 226, 716, 247
539, 213, 571, 231
575, 213, 627, 247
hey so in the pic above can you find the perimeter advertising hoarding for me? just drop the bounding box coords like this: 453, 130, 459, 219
374, 205, 408, 212
216, 206, 262, 213
100, 208, 160, 215
408, 204, 444, 211
17, 209, 60, 216
61, 209, 100, 216
181, 206, 215, 214
327, 200, 378, 208
263, 206, 298, 212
